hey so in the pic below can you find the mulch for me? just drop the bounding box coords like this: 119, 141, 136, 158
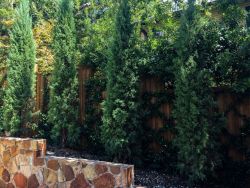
46, 147, 217, 188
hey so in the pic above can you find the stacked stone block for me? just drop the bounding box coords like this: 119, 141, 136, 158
0, 137, 134, 188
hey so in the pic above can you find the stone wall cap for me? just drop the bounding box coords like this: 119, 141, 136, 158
0, 137, 133, 168
45, 156, 134, 168
0, 137, 46, 141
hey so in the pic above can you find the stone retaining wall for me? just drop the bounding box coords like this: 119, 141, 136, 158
0, 137, 134, 188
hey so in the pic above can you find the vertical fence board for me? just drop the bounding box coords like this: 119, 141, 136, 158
78, 66, 93, 124
35, 73, 44, 112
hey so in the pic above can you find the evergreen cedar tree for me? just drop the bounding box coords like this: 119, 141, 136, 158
48, 0, 80, 148
102, 0, 140, 161
173, 0, 222, 183
2, 0, 36, 136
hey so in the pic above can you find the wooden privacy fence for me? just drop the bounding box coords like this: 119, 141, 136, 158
35, 66, 250, 160
35, 66, 94, 118
140, 76, 174, 151
216, 89, 250, 161
140, 77, 250, 160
